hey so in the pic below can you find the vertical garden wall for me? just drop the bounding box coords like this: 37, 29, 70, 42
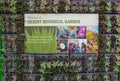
0, 15, 2, 81
0, 0, 120, 81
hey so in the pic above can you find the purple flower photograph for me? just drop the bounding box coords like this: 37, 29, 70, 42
77, 26, 86, 38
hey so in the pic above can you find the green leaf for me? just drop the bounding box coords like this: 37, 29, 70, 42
71, 61, 76, 66
106, 42, 111, 46
29, 0, 34, 7
10, 6, 17, 13
53, 6, 58, 13
13, 75, 16, 81
105, 78, 110, 81
90, 7, 95, 12
65, 62, 69, 67
65, 0, 71, 12
76, 62, 81, 66
116, 55, 120, 61
113, 66, 119, 72
117, 16, 120, 26
47, 62, 51, 69
52, 61, 58, 67
106, 21, 111, 27
78, 67, 82, 72
105, 61, 110, 68
104, 74, 109, 79
58, 62, 63, 67
29, 0, 34, 12
87, 75, 93, 80
105, 55, 110, 60
116, 35, 120, 41
107, 28, 111, 32
40, 76, 45, 81
116, 61, 120, 66
10, 0, 17, 6
105, 67, 109, 72
88, 56, 93, 61
87, 62, 92, 66
106, 2, 111, 12
42, 61, 46, 68
106, 48, 110, 52
41, 0, 47, 5
53, 0, 59, 4
77, 75, 81, 81
64, 75, 68, 81
65, 5, 70, 11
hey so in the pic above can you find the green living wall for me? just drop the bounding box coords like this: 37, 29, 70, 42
0, 15, 2, 81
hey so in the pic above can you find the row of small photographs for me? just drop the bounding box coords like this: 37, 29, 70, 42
57, 26, 99, 39
57, 26, 99, 54
57, 39, 98, 54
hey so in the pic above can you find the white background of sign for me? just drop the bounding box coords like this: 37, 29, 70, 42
25, 14, 98, 26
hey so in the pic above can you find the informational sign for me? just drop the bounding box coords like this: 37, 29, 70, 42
25, 14, 99, 54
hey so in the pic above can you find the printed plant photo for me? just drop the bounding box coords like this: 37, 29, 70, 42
25, 27, 56, 54
76, 26, 86, 38
57, 26, 76, 40
68, 39, 87, 54
86, 26, 99, 54
57, 39, 68, 54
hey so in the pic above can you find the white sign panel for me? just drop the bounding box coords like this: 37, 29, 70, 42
25, 14, 98, 26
